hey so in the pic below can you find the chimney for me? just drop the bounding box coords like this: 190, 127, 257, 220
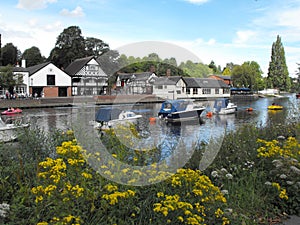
22, 59, 26, 68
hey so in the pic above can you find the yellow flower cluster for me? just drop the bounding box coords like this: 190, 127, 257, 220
102, 189, 136, 205
153, 168, 229, 225
38, 158, 67, 183
272, 182, 288, 200
257, 137, 300, 159
37, 214, 81, 225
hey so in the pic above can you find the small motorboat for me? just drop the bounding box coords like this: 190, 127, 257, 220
0, 117, 29, 142
92, 107, 142, 130
158, 99, 206, 122
213, 98, 237, 115
1, 108, 23, 115
268, 104, 283, 110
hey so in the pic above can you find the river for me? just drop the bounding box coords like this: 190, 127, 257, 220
1, 94, 299, 149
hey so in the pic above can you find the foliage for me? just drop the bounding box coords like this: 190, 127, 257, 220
22, 46, 45, 67
267, 35, 291, 91
179, 60, 212, 78
231, 61, 264, 90
257, 137, 300, 214
48, 26, 87, 69
0, 65, 23, 93
208, 60, 221, 74
1, 119, 300, 224
1, 43, 20, 66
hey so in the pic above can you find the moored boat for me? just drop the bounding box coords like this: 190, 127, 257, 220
213, 98, 237, 115
92, 107, 142, 130
0, 117, 29, 142
158, 99, 205, 122
267, 104, 283, 110
1, 108, 23, 115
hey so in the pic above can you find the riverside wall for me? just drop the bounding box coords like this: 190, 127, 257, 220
0, 95, 164, 110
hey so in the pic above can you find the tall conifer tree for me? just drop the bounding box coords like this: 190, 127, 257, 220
267, 35, 291, 91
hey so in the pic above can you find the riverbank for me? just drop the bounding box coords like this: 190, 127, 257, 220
0, 94, 164, 109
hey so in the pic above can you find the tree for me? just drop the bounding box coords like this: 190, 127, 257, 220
267, 35, 291, 91
222, 67, 231, 75
22, 46, 45, 67
231, 61, 263, 90
1, 43, 19, 66
48, 26, 86, 69
0, 65, 23, 94
85, 37, 110, 58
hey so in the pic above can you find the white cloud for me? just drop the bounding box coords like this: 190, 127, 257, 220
16, 0, 57, 10
233, 30, 257, 44
184, 0, 210, 5
60, 6, 85, 17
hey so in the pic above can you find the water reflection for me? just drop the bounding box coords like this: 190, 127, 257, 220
1, 94, 299, 146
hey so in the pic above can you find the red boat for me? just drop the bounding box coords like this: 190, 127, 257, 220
296, 93, 300, 99
1, 108, 23, 115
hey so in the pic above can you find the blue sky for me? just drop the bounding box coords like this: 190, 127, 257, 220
0, 0, 300, 77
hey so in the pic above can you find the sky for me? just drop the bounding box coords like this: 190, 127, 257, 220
0, 0, 300, 77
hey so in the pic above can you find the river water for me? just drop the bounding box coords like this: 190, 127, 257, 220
2, 94, 300, 149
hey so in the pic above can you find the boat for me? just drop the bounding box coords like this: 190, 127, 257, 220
0, 117, 29, 142
158, 99, 206, 122
92, 107, 142, 130
267, 104, 283, 110
296, 93, 300, 99
213, 98, 237, 115
1, 108, 23, 115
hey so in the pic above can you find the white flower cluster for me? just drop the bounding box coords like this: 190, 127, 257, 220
0, 203, 10, 218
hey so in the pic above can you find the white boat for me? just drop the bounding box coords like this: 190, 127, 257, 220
92, 107, 142, 130
158, 99, 206, 122
213, 98, 237, 115
0, 117, 29, 142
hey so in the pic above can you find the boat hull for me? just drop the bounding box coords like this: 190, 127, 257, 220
267, 106, 283, 110
1, 108, 23, 115
159, 108, 205, 123
214, 107, 237, 115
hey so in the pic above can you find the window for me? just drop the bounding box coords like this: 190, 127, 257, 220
193, 88, 198, 95
202, 88, 211, 94
186, 88, 190, 94
215, 88, 219, 94
157, 85, 163, 89
47, 75, 55, 85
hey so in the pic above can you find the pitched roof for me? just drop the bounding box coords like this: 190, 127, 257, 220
183, 77, 229, 88
118, 72, 154, 81
153, 76, 182, 85
27, 62, 51, 76
64, 56, 94, 75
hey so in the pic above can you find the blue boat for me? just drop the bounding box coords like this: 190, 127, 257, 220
158, 99, 206, 122
92, 107, 142, 129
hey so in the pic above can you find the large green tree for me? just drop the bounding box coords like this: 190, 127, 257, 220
85, 37, 110, 57
267, 35, 291, 91
22, 46, 45, 67
1, 43, 19, 66
231, 61, 264, 90
48, 26, 86, 69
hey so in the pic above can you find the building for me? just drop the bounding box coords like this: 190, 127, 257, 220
153, 76, 230, 100
116, 72, 157, 94
28, 62, 72, 97
152, 76, 185, 99
208, 75, 233, 86
65, 56, 108, 96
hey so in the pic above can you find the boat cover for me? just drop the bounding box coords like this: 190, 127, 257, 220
95, 107, 123, 122
159, 100, 192, 113
214, 98, 230, 112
